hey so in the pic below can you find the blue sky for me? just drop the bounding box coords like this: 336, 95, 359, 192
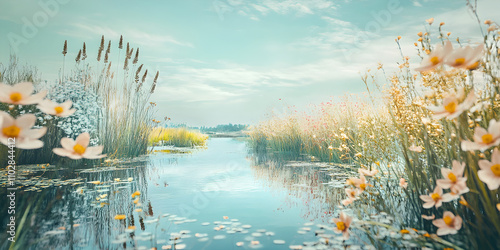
0, 0, 498, 126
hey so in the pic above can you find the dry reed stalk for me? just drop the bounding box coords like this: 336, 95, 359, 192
97, 36, 105, 61
75, 49, 81, 63
104, 40, 111, 63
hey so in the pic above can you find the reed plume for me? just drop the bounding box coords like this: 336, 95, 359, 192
97, 35, 104, 61
135, 64, 143, 83
150, 71, 159, 93
141, 69, 148, 83
133, 48, 139, 64
119, 35, 123, 49
75, 49, 81, 63
62, 40, 67, 56
82, 42, 87, 60
104, 40, 111, 63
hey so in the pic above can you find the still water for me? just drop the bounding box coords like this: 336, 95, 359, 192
1, 138, 357, 250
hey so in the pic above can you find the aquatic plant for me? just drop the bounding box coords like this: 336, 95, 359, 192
149, 127, 208, 147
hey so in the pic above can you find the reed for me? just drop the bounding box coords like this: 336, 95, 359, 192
249, 9, 500, 248
69, 35, 160, 159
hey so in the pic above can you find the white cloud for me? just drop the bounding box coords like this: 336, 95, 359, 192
259, 0, 335, 15
223, 0, 336, 19
58, 22, 193, 48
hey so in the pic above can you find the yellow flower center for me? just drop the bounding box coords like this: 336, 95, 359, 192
481, 134, 494, 144
443, 216, 454, 226
455, 58, 466, 65
430, 56, 440, 65
9, 92, 22, 103
491, 164, 500, 177
431, 193, 440, 201
444, 101, 457, 113
336, 221, 346, 231
2, 125, 21, 138
54, 106, 64, 114
467, 61, 480, 70
73, 144, 86, 155
360, 183, 367, 190
447, 172, 457, 183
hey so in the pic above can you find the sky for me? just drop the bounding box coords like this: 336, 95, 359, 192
0, 0, 499, 126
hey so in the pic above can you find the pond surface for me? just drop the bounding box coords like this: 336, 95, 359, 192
1, 138, 363, 250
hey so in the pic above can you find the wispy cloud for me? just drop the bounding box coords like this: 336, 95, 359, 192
58, 23, 194, 48
214, 0, 337, 21
254, 0, 336, 15
154, 56, 367, 104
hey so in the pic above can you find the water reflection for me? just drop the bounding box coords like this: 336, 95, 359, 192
250, 160, 353, 222
1, 138, 378, 250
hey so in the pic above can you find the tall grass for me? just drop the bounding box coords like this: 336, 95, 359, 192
149, 127, 208, 147
249, 8, 500, 249
70, 36, 159, 159
1, 36, 160, 166
249, 96, 399, 165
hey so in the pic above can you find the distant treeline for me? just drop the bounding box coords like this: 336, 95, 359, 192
198, 124, 248, 133
166, 123, 248, 133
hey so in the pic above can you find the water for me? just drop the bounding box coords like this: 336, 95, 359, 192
0, 138, 358, 250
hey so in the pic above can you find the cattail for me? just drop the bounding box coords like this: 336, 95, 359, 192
123, 57, 129, 70
153, 71, 159, 83
126, 42, 130, 55
97, 35, 105, 61
82, 42, 87, 60
62, 40, 67, 56
104, 40, 111, 63
141, 69, 148, 83
135, 64, 143, 83
133, 48, 139, 64
150, 82, 156, 93
150, 71, 159, 93
128, 48, 134, 59
75, 49, 82, 63
119, 35, 123, 49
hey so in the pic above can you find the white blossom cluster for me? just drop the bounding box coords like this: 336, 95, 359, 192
38, 81, 102, 145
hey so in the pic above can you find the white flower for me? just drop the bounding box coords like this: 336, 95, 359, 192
53, 132, 106, 159
477, 148, 500, 190
461, 119, 500, 152
426, 88, 475, 120
432, 211, 462, 236
419, 186, 453, 209
332, 212, 352, 240
0, 82, 47, 105
436, 160, 469, 196
37, 99, 76, 117
0, 111, 46, 149
415, 41, 453, 72
341, 188, 361, 206
444, 44, 484, 70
